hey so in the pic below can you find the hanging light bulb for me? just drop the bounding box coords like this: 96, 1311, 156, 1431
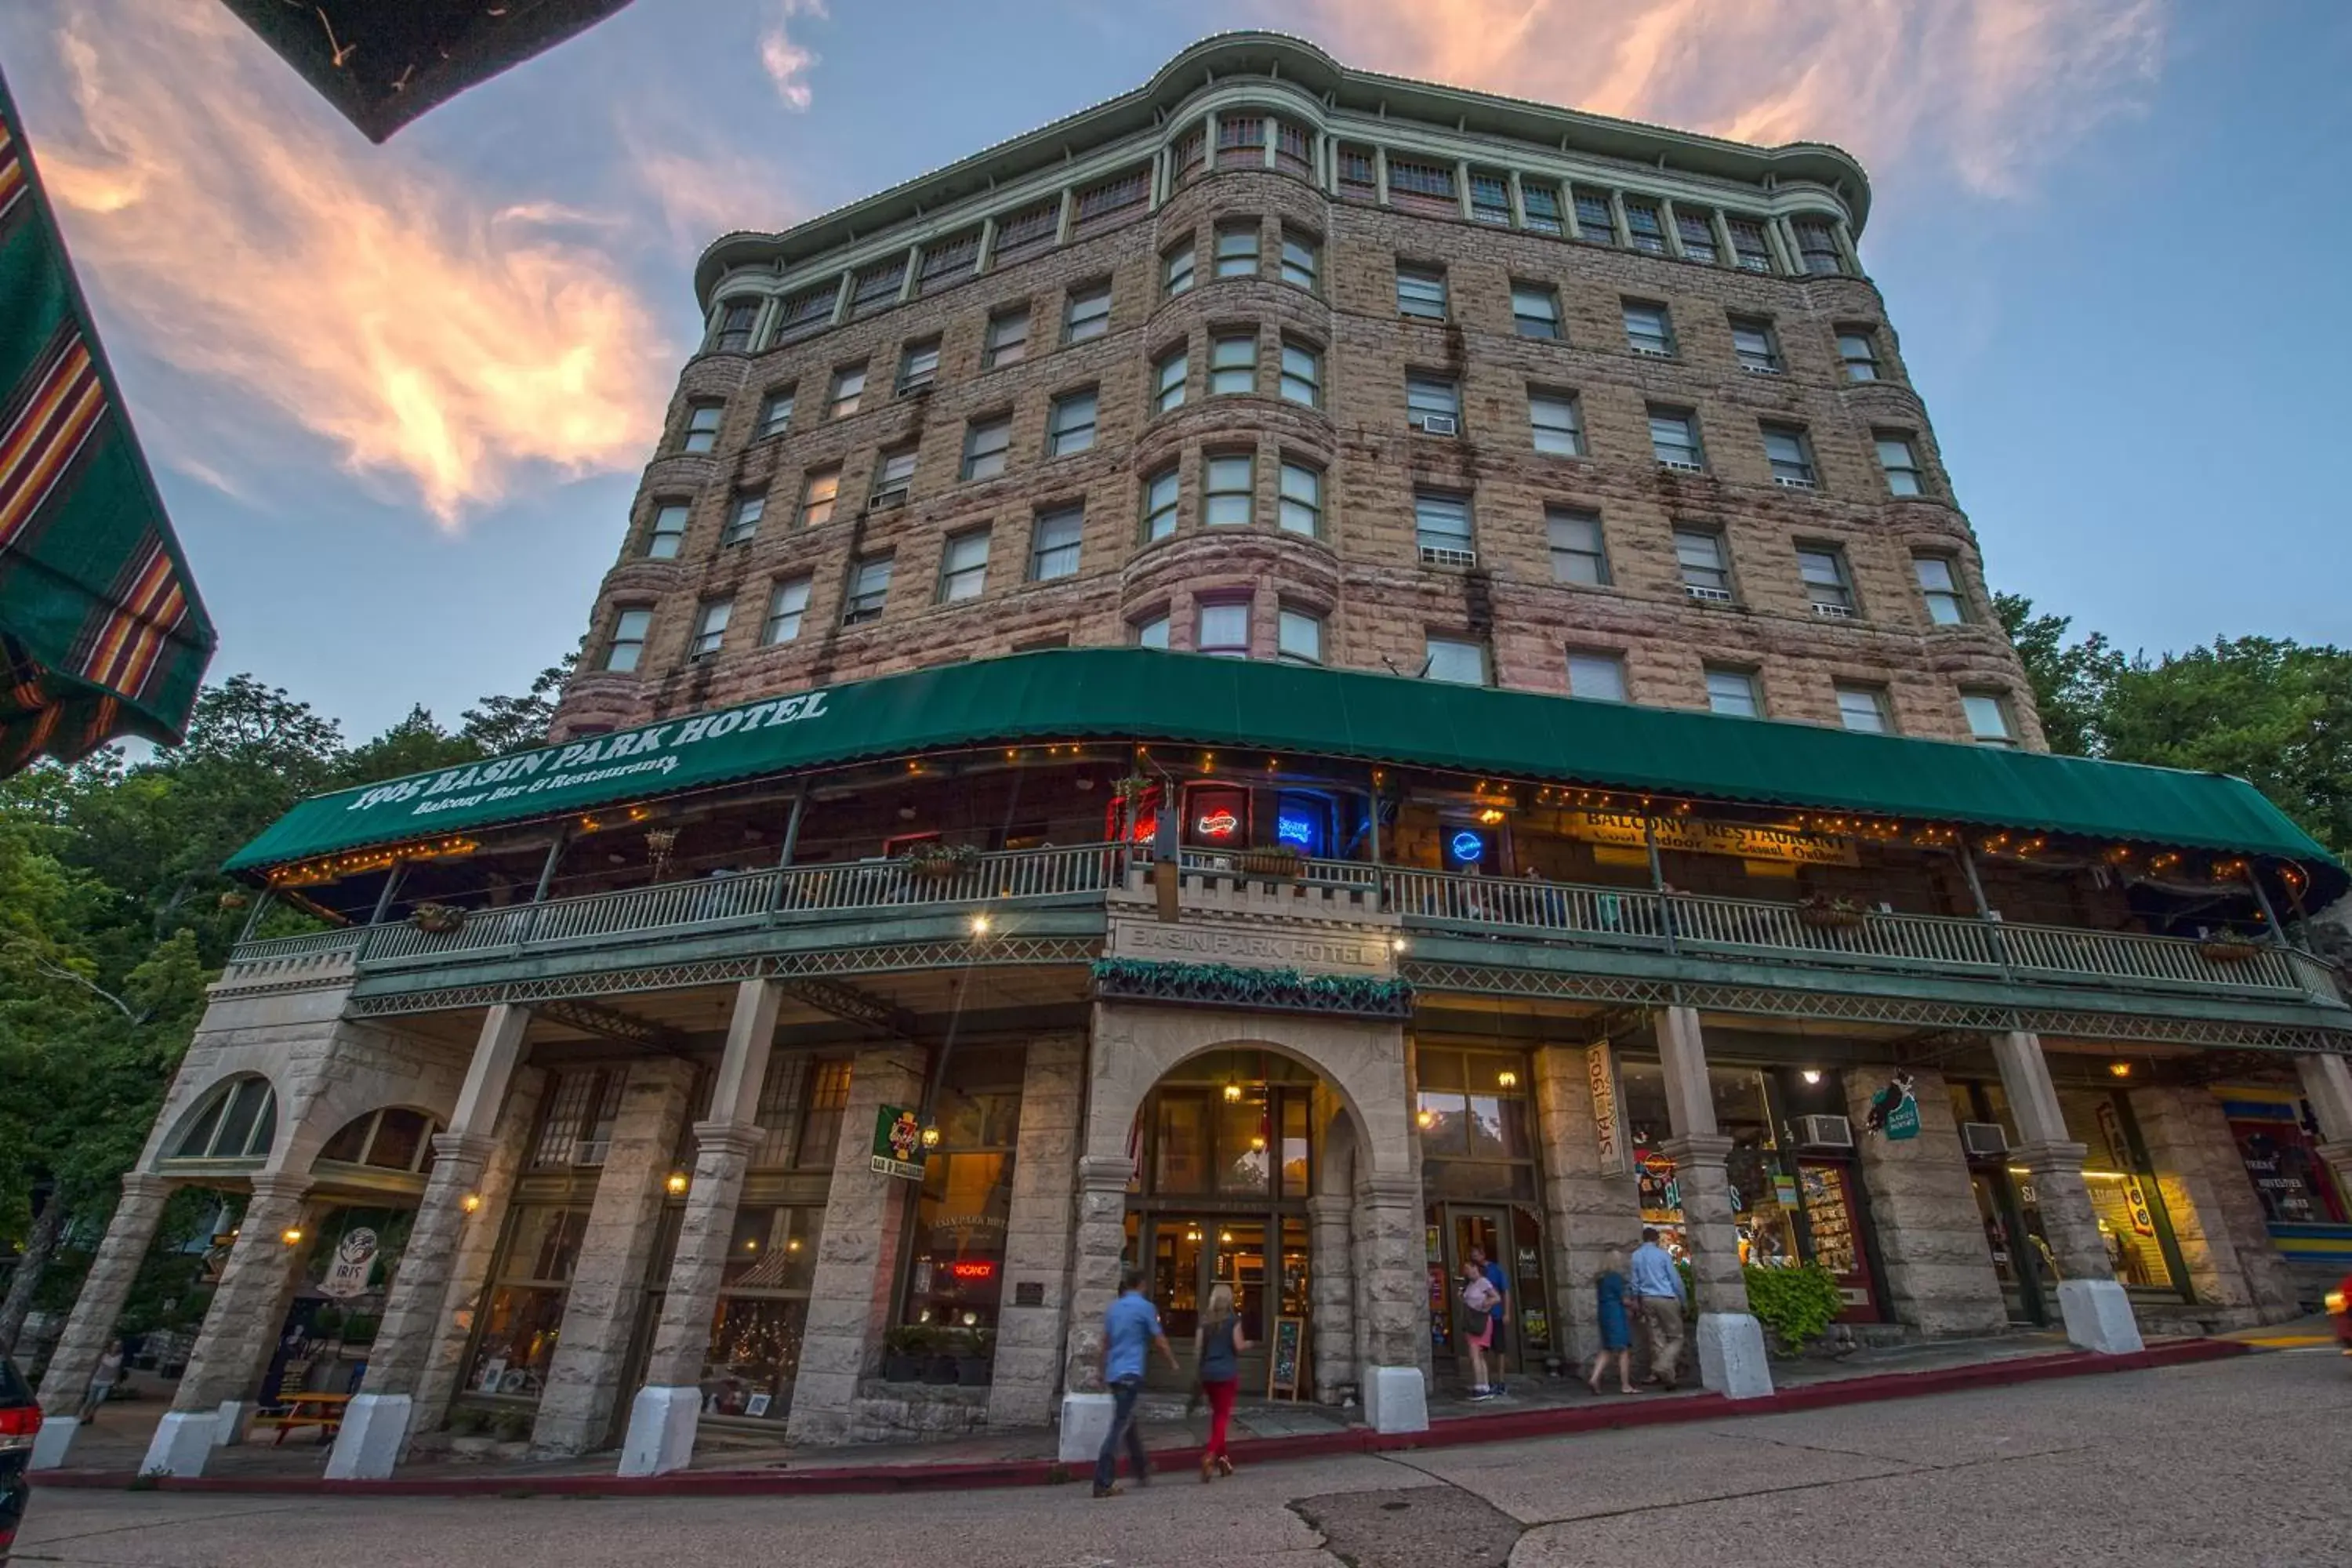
1223, 1080, 1243, 1104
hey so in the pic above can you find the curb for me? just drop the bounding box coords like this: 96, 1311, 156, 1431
37, 1338, 2246, 1501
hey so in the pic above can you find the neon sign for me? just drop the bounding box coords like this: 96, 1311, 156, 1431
1449, 829, 1486, 862
1196, 809, 1240, 840
1276, 814, 1315, 847
945, 1260, 997, 1282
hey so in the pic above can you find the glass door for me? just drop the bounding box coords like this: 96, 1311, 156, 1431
1146, 1216, 1281, 1391
1969, 1168, 2048, 1325
1427, 1204, 1516, 1378
1796, 1161, 1882, 1322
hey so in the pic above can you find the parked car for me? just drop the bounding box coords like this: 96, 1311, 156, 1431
0, 1356, 36, 1563
2328, 1274, 2351, 1354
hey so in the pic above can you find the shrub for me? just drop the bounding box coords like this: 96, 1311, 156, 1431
493, 1410, 533, 1443
1744, 1263, 1844, 1352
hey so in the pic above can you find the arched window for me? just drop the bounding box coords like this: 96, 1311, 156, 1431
167, 1076, 278, 1163
316, 1107, 442, 1174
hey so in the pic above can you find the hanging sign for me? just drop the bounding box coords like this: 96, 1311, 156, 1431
871, 1104, 928, 1180
1560, 810, 1860, 866
1867, 1071, 1921, 1141
1588, 1042, 1626, 1171
317, 1226, 379, 1299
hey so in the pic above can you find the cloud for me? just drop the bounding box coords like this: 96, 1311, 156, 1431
761, 0, 829, 112
21, 2, 672, 524
1286, 0, 2168, 197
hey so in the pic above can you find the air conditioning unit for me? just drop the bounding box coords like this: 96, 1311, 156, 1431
1775, 475, 1818, 489
1658, 459, 1706, 474
1962, 1121, 2009, 1158
1812, 602, 1856, 619
1419, 545, 1477, 568
1684, 585, 1734, 604
1742, 363, 1784, 376
869, 489, 909, 512
1632, 346, 1673, 358
1412, 412, 1460, 436
897, 377, 935, 397
1793, 1114, 1855, 1149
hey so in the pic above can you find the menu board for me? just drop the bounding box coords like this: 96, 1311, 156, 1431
1267, 1316, 1305, 1399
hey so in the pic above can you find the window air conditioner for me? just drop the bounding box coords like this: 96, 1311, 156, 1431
1684, 585, 1734, 604
869, 489, 908, 512
1413, 412, 1460, 436
1658, 459, 1705, 474
897, 376, 935, 397
1419, 545, 1477, 568
1775, 475, 1818, 489
1812, 602, 1855, 619
1742, 363, 1783, 375
1793, 1113, 1855, 1149
1962, 1122, 2009, 1159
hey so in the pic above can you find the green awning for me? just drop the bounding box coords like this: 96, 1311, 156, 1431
225, 648, 2343, 891
0, 67, 214, 772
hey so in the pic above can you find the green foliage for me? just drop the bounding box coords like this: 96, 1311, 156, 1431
1743, 1263, 1844, 1353
445, 1405, 490, 1436
1089, 957, 1413, 1014
1994, 593, 2124, 757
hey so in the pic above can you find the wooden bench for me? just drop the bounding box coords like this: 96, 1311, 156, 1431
251, 1391, 351, 1446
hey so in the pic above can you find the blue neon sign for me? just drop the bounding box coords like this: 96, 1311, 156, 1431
1276, 813, 1316, 847
1449, 829, 1486, 862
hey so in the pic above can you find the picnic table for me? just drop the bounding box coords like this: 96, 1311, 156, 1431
252, 1390, 350, 1446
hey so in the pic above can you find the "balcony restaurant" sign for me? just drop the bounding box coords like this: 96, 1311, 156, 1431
1560, 810, 1860, 867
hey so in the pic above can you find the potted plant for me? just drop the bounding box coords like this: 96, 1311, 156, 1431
954, 1325, 995, 1387
2200, 933, 2262, 963
920, 1325, 960, 1385
883, 1323, 927, 1383
308, 1305, 344, 1342
408, 902, 467, 935
339, 1312, 379, 1346
1797, 892, 1867, 930
899, 840, 980, 882
1109, 774, 1155, 806
1237, 844, 1304, 877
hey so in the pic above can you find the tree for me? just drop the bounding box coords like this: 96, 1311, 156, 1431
339, 705, 481, 786
459, 654, 575, 757
1994, 592, 2124, 757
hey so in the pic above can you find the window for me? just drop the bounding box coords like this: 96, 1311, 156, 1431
1794, 217, 1845, 275
991, 198, 1058, 265
1522, 181, 1564, 235
1623, 198, 1668, 254
1279, 229, 1319, 291
1414, 490, 1474, 565
1196, 600, 1250, 658
644, 501, 688, 560
1386, 157, 1457, 213
1835, 684, 1893, 733
794, 1058, 852, 1171
1424, 637, 1488, 685
1676, 210, 1719, 263
1029, 506, 1083, 580
1705, 666, 1761, 717
1838, 329, 1882, 381
983, 307, 1029, 369
1573, 187, 1616, 244
1274, 118, 1312, 179
1277, 608, 1323, 665
1338, 143, 1377, 202
1406, 373, 1461, 434
722, 491, 766, 545
1063, 281, 1111, 344
604, 608, 652, 671
919, 230, 980, 292
1216, 113, 1267, 169
691, 597, 731, 659
1624, 300, 1674, 356
757, 389, 795, 440
1674, 528, 1732, 598
1214, 222, 1261, 278
1650, 408, 1704, 470
1546, 507, 1610, 586
1163, 242, 1195, 297
1153, 348, 1188, 413
897, 339, 940, 394
869, 446, 917, 508
1726, 216, 1774, 273
1763, 424, 1818, 488
1567, 652, 1628, 702
1279, 340, 1320, 407
828, 364, 866, 419
1915, 555, 1969, 624
1530, 390, 1584, 456
1142, 466, 1179, 540
763, 577, 811, 644
962, 415, 1011, 481
1203, 453, 1254, 525
1278, 461, 1321, 537
1074, 165, 1149, 227
1134, 612, 1171, 649
711, 299, 757, 353
937, 530, 989, 603
797, 466, 840, 527
848, 258, 905, 321
1962, 691, 2016, 746
1047, 389, 1098, 456
1512, 281, 1563, 339
1797, 546, 1854, 615
1209, 333, 1257, 396
1730, 317, 1781, 374
1876, 433, 1926, 495
1470, 170, 1512, 225
681, 400, 723, 453
1396, 264, 1447, 320
1173, 125, 1206, 186
775, 281, 835, 343
843, 556, 892, 625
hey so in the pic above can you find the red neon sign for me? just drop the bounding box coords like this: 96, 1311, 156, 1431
1195, 809, 1240, 840
946, 1260, 997, 1282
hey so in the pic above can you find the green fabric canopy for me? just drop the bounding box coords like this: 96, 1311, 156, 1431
225, 648, 2342, 889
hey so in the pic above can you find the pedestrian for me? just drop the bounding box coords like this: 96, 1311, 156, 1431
1195, 1283, 1250, 1482
1093, 1263, 1179, 1499
1587, 1249, 1635, 1396
1459, 1258, 1501, 1400
79, 1338, 125, 1424
1469, 1244, 1509, 1395
1628, 1226, 1686, 1392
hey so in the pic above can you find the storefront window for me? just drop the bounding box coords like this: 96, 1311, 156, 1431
468, 1206, 590, 1397
701, 1205, 822, 1419
1618, 1061, 1813, 1276
1216, 1088, 1272, 1196
1417, 1047, 1535, 1201
2218, 1089, 2349, 1225
900, 1046, 1024, 1330
795, 1058, 852, 1170
2052, 1087, 2181, 1294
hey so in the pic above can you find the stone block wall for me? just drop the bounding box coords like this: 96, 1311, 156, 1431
1843, 1069, 2007, 1336
986, 1032, 1084, 1429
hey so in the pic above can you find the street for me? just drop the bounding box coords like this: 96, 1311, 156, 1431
13, 1349, 2349, 1567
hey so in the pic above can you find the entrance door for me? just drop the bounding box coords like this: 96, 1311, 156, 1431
1144, 1216, 1278, 1392
1968, 1169, 2048, 1325
1428, 1205, 1516, 1380
1795, 1162, 1882, 1322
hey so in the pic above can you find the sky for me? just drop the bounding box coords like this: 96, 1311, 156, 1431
2, 0, 2347, 743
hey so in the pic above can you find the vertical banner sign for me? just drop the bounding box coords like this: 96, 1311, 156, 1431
317, 1227, 379, 1299
2095, 1100, 2158, 1237
1588, 1041, 1627, 1172
872, 1104, 927, 1181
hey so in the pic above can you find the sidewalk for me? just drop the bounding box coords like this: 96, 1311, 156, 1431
37, 1331, 2246, 1497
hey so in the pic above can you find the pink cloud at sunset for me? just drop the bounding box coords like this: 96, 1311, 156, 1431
1289, 0, 2168, 196
25, 2, 673, 525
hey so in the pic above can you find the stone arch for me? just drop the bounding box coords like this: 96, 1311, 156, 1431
152, 1070, 281, 1168
300, 1102, 448, 1178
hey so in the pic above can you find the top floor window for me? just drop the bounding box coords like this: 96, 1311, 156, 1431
919, 230, 980, 292
1386, 157, 1457, 218
1521, 181, 1563, 235
711, 299, 757, 354
1217, 113, 1268, 169
1338, 143, 1377, 203
1725, 217, 1774, 273
1397, 264, 1448, 321
1622, 198, 1668, 254
1073, 166, 1149, 230
681, 400, 723, 453
1469, 170, 1512, 225
849, 256, 906, 319
991, 198, 1060, 267
1274, 119, 1314, 180
1794, 217, 1846, 275
775, 281, 835, 343
1573, 187, 1616, 245
1172, 125, 1206, 187
1675, 210, 1719, 263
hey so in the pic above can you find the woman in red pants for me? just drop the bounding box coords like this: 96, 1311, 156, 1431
1196, 1283, 1250, 1480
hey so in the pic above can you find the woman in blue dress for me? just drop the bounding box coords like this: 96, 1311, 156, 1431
1588, 1247, 1635, 1395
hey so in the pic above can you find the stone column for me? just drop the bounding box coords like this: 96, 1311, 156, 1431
410, 1069, 546, 1436
329, 1002, 532, 1479
1656, 1006, 1770, 1397
1530, 1042, 1641, 1370
987, 1033, 1084, 1432
1993, 1031, 2142, 1353
1306, 1196, 1355, 1404
141, 1174, 316, 1475
619, 979, 780, 1475
2132, 1085, 2294, 1326
1844, 1067, 2006, 1336
30, 1173, 174, 1470
531, 1057, 699, 1455
1355, 1174, 1428, 1433
786, 1042, 926, 1446
1054, 1155, 1133, 1462
2297, 1053, 2352, 1207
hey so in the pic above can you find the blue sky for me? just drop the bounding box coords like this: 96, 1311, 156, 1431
3, 0, 2345, 742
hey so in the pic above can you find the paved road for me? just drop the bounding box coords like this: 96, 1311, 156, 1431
14, 1349, 2350, 1567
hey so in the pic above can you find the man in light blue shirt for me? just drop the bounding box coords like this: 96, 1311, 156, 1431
1628, 1226, 1686, 1391
1094, 1264, 1178, 1497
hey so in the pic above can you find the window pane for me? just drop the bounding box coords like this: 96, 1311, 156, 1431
939, 532, 989, 601
1547, 509, 1609, 585
1065, 285, 1111, 343
1567, 652, 1628, 702
1155, 350, 1187, 412
1624, 303, 1671, 354
1048, 391, 1098, 456
1512, 285, 1560, 338
1414, 492, 1472, 550
1278, 462, 1320, 536
1164, 245, 1195, 296
1963, 693, 2013, 742
1530, 394, 1583, 456
964, 419, 1011, 480
1706, 668, 1759, 717
1396, 267, 1447, 318
1277, 608, 1322, 664
1198, 601, 1249, 655
829, 366, 865, 417
1836, 687, 1890, 733
1215, 224, 1260, 276
1135, 614, 1170, 649
764, 578, 811, 644
1279, 343, 1319, 406
1143, 467, 1179, 539
1205, 455, 1253, 524
985, 310, 1029, 367
1210, 335, 1256, 394
1280, 233, 1319, 289
1031, 507, 1083, 579
1424, 638, 1486, 685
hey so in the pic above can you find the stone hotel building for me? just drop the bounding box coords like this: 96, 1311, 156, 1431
31, 34, 2352, 1480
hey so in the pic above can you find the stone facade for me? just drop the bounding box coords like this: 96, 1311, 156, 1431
1844, 1069, 2007, 1337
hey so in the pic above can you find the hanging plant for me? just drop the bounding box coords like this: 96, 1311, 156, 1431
1236, 844, 1304, 877
216, 891, 249, 911
899, 840, 981, 880
1109, 773, 1156, 805
2199, 935, 2261, 964
408, 902, 468, 935
1796, 893, 1867, 930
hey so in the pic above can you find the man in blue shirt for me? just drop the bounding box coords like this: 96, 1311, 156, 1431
1468, 1245, 1510, 1397
1628, 1225, 1686, 1391
1094, 1264, 1178, 1497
